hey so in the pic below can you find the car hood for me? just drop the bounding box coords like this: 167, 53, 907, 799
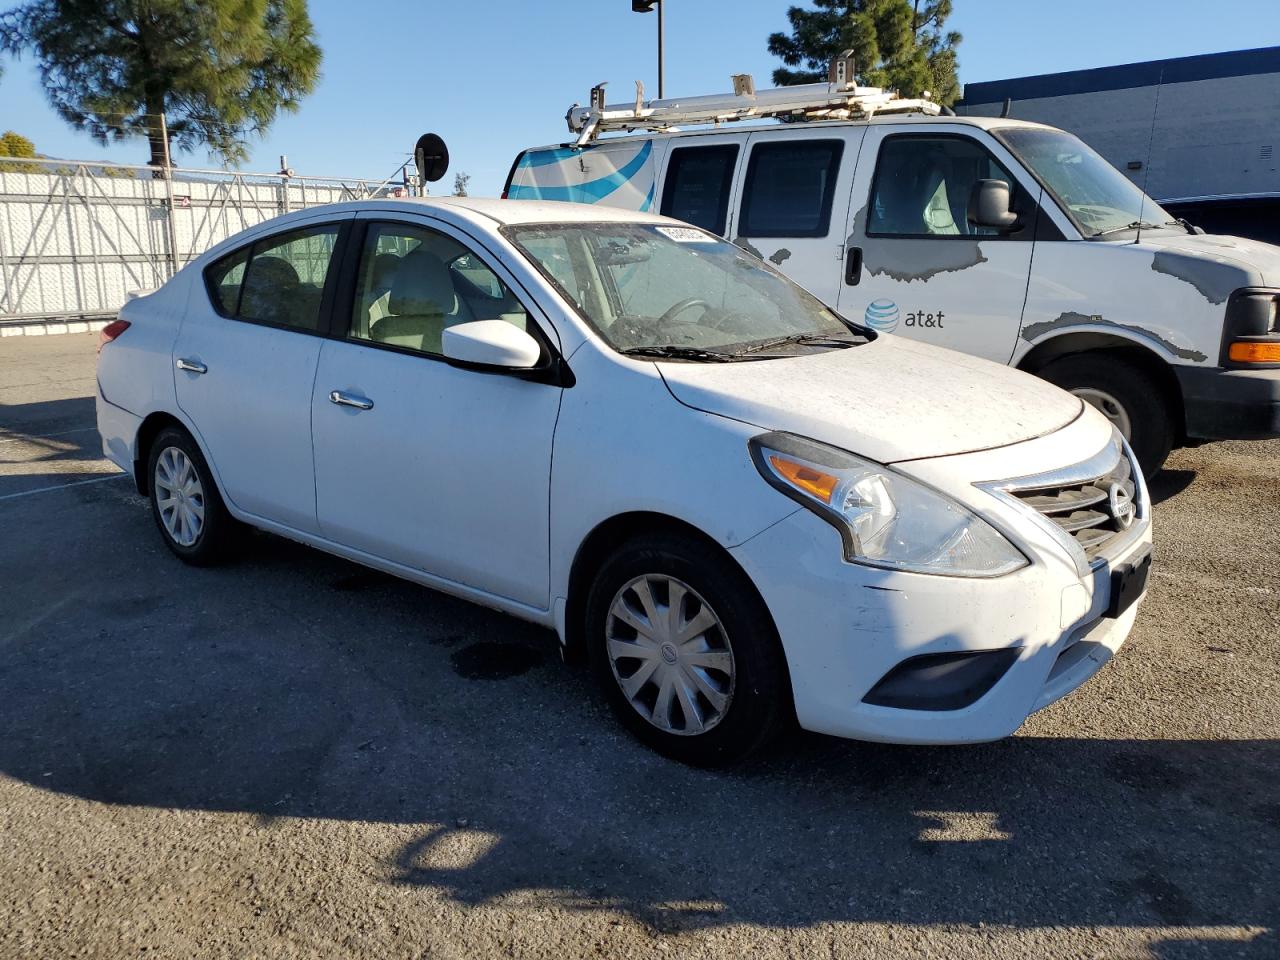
1137, 231, 1280, 288
657, 335, 1083, 464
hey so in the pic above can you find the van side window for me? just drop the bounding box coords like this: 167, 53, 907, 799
660, 144, 739, 236
868, 136, 1021, 238
738, 140, 844, 238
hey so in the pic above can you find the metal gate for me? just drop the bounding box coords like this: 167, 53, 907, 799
0, 157, 411, 324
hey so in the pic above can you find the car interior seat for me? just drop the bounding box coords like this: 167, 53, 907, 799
240, 255, 308, 327
372, 249, 475, 354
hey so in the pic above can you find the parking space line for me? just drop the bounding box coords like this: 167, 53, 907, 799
0, 426, 98, 444
0, 472, 126, 501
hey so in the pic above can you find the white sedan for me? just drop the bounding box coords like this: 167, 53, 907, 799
96, 198, 1152, 764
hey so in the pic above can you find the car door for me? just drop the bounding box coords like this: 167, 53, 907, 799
837, 127, 1045, 363
174, 216, 351, 533
310, 215, 563, 608
729, 127, 867, 305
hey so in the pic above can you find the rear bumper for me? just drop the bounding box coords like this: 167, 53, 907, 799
96, 385, 142, 485
1176, 365, 1280, 440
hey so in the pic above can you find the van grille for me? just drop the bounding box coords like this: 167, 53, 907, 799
1009, 450, 1137, 560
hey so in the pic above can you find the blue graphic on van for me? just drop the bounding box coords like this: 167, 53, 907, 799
864, 299, 900, 332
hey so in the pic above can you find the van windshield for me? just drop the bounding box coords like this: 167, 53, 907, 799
997, 128, 1176, 239
505, 223, 859, 361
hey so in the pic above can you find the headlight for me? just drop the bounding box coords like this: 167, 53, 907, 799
749, 432, 1028, 577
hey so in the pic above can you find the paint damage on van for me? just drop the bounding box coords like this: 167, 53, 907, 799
848, 205, 989, 283
768, 248, 792, 265
1149, 251, 1244, 305
1020, 311, 1208, 362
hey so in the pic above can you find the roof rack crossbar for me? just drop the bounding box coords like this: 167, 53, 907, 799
565, 59, 941, 146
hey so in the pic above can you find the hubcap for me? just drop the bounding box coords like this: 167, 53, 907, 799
1072, 387, 1133, 440
154, 446, 205, 547
605, 574, 735, 736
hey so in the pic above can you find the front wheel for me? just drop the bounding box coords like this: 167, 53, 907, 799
585, 533, 790, 766
1038, 353, 1174, 476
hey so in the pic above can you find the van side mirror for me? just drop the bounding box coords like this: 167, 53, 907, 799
968, 179, 1019, 231
442, 320, 542, 369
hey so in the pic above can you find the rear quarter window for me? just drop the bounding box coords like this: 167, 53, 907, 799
205, 246, 249, 316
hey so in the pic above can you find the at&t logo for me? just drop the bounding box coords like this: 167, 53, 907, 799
864, 299, 900, 332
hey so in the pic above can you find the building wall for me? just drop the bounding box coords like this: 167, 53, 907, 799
958, 47, 1280, 201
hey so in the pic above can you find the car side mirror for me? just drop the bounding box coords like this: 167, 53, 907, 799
442, 319, 542, 369
968, 179, 1019, 231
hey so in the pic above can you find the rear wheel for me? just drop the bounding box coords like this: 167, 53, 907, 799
585, 533, 790, 766
146, 426, 236, 565
1038, 353, 1174, 476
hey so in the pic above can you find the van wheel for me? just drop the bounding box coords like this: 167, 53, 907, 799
1038, 353, 1173, 476
585, 533, 790, 766
146, 426, 236, 565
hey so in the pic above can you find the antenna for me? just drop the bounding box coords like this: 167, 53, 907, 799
1135, 68, 1163, 245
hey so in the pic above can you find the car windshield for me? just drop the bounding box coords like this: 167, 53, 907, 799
505, 222, 859, 360
998, 127, 1176, 238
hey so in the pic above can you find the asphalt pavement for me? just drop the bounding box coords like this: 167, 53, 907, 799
1, 333, 1277, 959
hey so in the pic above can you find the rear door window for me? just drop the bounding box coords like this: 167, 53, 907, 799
204, 223, 341, 332
738, 140, 844, 237
660, 144, 739, 236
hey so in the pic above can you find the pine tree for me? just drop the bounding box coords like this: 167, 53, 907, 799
768, 0, 962, 105
1, 0, 322, 168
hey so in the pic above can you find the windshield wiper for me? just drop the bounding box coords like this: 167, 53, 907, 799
732, 331, 862, 356
619, 344, 737, 362
1093, 220, 1161, 238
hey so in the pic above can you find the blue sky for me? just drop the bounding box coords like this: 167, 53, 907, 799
1, 0, 1278, 194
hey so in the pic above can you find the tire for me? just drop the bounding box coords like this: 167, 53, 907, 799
145, 426, 237, 565
585, 532, 790, 766
1038, 353, 1174, 476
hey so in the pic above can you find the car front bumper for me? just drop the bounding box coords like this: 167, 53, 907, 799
1176, 364, 1280, 440
730, 508, 1148, 744
728, 412, 1153, 745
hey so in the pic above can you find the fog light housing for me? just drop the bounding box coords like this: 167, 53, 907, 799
863, 648, 1021, 711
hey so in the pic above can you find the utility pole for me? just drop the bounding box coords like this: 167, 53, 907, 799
632, 0, 665, 99
159, 112, 181, 276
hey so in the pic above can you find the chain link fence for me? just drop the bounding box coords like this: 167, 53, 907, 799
0, 158, 411, 325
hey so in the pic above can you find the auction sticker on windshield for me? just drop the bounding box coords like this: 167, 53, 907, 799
655, 226, 716, 243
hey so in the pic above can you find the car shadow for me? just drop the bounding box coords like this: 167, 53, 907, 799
1148, 468, 1197, 505
0, 498, 1275, 951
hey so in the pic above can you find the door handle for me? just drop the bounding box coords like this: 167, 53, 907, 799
329, 390, 374, 411
844, 246, 864, 286
175, 358, 207, 374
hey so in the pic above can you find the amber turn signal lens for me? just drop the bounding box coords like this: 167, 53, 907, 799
1228, 340, 1280, 363
769, 455, 838, 504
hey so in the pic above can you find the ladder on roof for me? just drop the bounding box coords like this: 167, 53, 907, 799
565, 52, 942, 146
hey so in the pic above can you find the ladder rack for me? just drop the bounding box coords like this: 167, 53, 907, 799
566, 72, 942, 146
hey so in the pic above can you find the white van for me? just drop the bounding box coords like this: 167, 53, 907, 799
505, 74, 1280, 473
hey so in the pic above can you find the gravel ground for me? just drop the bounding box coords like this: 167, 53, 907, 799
1, 333, 1277, 959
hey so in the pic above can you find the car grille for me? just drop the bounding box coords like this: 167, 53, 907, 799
1009, 448, 1138, 560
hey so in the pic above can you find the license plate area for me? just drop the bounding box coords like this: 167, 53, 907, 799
1106, 547, 1152, 619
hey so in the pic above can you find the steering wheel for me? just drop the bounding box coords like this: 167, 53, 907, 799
659, 297, 711, 324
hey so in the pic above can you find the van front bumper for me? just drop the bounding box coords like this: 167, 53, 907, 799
1176, 364, 1280, 440
729, 507, 1150, 745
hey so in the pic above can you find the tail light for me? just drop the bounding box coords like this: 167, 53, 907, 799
98, 318, 131, 353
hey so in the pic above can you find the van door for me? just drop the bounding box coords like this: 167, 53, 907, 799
729, 127, 867, 305
837, 126, 1044, 363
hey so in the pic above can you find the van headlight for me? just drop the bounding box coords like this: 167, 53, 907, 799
749, 432, 1028, 577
